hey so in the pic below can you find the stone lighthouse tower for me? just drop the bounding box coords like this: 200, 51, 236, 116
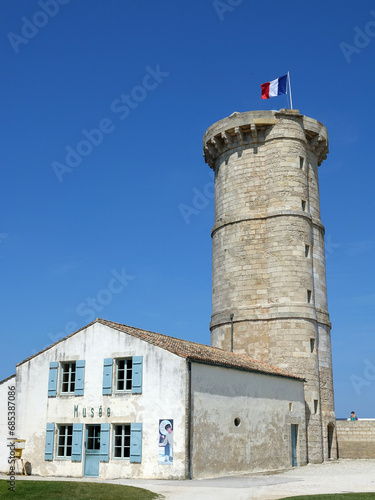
203, 109, 337, 463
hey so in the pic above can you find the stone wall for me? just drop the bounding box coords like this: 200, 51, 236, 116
336, 419, 375, 458
203, 109, 336, 463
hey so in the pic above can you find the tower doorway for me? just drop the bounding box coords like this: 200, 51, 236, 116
291, 424, 298, 467
327, 424, 334, 459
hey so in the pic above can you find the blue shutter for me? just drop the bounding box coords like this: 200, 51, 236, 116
48, 362, 58, 397
103, 358, 113, 395
45, 423, 55, 461
130, 423, 142, 463
74, 360, 85, 396
71, 423, 83, 462
132, 356, 143, 394
100, 423, 110, 462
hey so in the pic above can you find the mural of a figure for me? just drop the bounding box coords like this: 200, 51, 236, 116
158, 419, 173, 464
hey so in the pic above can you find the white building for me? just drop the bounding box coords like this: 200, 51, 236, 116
0, 318, 306, 479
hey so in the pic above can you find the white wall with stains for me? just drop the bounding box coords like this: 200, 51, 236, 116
1, 322, 308, 479
190, 363, 306, 478
11, 323, 188, 479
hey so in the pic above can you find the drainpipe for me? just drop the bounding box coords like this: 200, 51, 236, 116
187, 361, 192, 479
230, 313, 234, 352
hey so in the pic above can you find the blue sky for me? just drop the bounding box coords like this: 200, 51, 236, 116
1, 0, 374, 418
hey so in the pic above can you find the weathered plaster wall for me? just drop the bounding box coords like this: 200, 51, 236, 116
14, 323, 188, 479
190, 363, 306, 478
336, 419, 375, 459
0, 376, 16, 472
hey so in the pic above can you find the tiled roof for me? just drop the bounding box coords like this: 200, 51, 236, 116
0, 373, 16, 385
97, 319, 303, 381
16, 318, 303, 381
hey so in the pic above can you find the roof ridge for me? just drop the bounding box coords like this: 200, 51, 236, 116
98, 318, 258, 358
97, 318, 214, 348
97, 318, 303, 381
14, 318, 303, 381
0, 373, 16, 385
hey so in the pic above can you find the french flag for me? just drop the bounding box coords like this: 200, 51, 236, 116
261, 74, 288, 99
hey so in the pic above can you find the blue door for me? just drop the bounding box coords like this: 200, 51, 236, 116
84, 425, 101, 477
291, 424, 298, 467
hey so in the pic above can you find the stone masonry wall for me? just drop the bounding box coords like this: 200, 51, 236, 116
336, 419, 375, 459
203, 109, 336, 463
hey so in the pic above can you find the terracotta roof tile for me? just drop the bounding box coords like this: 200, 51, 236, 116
97, 319, 303, 381
16, 318, 303, 381
0, 374, 16, 385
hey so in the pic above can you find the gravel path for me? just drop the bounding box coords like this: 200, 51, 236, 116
1, 459, 375, 500
115, 459, 375, 500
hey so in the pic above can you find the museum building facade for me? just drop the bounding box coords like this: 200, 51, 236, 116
0, 318, 306, 479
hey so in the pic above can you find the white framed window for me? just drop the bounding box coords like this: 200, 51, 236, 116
115, 358, 133, 392
61, 362, 76, 393
57, 424, 73, 458
113, 424, 131, 459
103, 357, 143, 395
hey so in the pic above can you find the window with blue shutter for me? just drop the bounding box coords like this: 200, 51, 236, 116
100, 423, 110, 462
45, 423, 55, 461
103, 358, 113, 395
60, 362, 76, 393
71, 423, 83, 462
132, 356, 143, 394
48, 362, 58, 397
74, 360, 85, 396
56, 425, 73, 458
130, 423, 142, 463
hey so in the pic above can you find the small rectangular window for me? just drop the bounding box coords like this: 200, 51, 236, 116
314, 400, 319, 414
307, 290, 312, 303
113, 424, 131, 459
310, 338, 315, 353
116, 359, 133, 392
57, 425, 73, 458
289, 402, 293, 412
61, 362, 76, 393
305, 244, 310, 258
299, 157, 304, 170
302, 200, 306, 211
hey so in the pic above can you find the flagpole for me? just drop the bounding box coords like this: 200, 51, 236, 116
288, 71, 293, 109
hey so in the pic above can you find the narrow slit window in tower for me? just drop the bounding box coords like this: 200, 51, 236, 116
302, 200, 306, 211
314, 399, 319, 414
307, 290, 312, 303
310, 338, 315, 353
305, 244, 310, 258
299, 157, 304, 170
